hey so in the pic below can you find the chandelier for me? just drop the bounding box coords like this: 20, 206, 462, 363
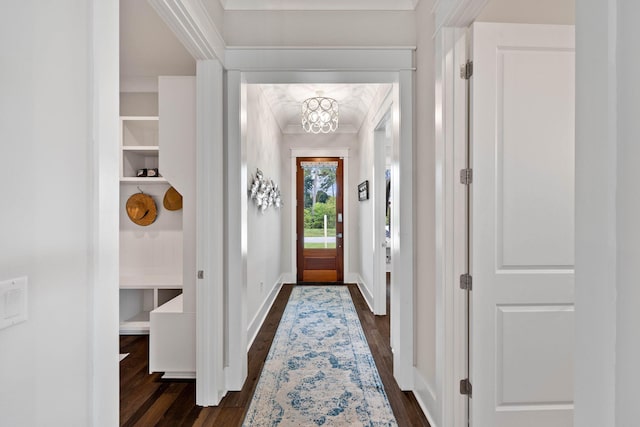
301, 96, 339, 134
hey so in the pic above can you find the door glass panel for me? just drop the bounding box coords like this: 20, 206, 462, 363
301, 161, 338, 249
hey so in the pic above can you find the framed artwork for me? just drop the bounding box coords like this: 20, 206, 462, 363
358, 180, 369, 201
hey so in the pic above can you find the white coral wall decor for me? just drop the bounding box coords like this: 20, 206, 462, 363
249, 169, 282, 212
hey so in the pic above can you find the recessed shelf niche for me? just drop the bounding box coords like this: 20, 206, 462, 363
120, 116, 165, 182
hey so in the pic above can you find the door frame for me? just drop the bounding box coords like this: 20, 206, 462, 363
295, 157, 344, 282
373, 98, 393, 316
225, 49, 415, 390
433, 1, 488, 425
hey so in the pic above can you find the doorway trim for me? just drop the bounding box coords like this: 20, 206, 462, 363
91, 0, 119, 424
372, 95, 393, 316
432, 1, 494, 425
225, 48, 415, 390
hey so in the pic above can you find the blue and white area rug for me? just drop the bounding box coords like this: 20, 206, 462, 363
243, 286, 397, 426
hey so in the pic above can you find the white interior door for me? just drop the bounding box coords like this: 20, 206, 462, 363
470, 23, 575, 427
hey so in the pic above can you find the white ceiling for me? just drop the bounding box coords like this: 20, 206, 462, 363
258, 84, 388, 134
218, 0, 420, 11
120, 0, 195, 91
119, 1, 392, 131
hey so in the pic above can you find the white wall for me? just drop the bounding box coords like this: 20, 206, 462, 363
357, 86, 392, 300
0, 1, 93, 425
281, 133, 360, 280
575, 1, 639, 426
615, 3, 640, 424
414, 0, 438, 416
358, 121, 375, 294
159, 76, 197, 313
222, 11, 416, 47
246, 85, 284, 323
120, 92, 158, 116
477, 0, 575, 24
119, 183, 183, 282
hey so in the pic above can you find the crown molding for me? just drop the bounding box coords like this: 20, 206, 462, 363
148, 0, 226, 63
434, 0, 489, 32
219, 0, 420, 11
282, 124, 358, 135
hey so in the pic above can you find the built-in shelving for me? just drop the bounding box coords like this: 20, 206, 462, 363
119, 287, 182, 334
120, 116, 166, 182
119, 114, 182, 334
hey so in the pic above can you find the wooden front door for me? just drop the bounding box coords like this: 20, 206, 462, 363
296, 157, 344, 282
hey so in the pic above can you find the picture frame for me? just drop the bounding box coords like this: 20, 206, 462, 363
358, 180, 369, 201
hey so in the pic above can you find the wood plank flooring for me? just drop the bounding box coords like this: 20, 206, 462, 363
120, 283, 430, 426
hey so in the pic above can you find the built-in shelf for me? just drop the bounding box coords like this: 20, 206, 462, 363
119, 284, 182, 335
120, 116, 162, 181
118, 114, 179, 335
120, 177, 167, 184
120, 275, 182, 289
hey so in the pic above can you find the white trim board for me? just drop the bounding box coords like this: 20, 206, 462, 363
220, 0, 420, 11
91, 0, 120, 424
356, 275, 375, 313
413, 367, 440, 427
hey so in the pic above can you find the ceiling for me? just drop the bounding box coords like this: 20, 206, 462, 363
120, 0, 195, 91
218, 0, 420, 10
258, 84, 388, 134
120, 1, 394, 133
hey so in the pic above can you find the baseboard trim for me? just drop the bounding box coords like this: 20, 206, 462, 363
281, 272, 296, 283
345, 272, 359, 283
247, 276, 284, 351
356, 275, 375, 313
413, 367, 439, 427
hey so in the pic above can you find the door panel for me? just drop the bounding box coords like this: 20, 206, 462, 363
296, 157, 344, 282
470, 23, 575, 427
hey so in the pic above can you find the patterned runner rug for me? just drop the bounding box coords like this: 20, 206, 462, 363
243, 286, 397, 426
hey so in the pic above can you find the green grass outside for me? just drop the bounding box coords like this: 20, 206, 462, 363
304, 228, 336, 237
304, 242, 337, 249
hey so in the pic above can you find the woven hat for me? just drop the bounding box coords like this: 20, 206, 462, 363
163, 186, 183, 211
126, 193, 157, 226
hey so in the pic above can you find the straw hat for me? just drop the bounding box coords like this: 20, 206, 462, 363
163, 186, 183, 211
126, 193, 157, 226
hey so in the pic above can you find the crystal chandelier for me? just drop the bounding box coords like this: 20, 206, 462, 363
301, 95, 339, 134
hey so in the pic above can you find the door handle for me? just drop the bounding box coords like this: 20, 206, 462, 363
337, 233, 343, 238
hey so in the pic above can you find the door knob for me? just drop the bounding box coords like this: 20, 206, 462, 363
337, 233, 343, 238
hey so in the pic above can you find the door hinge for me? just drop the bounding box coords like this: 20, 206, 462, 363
460, 273, 472, 291
460, 168, 473, 185
460, 378, 473, 396
460, 61, 473, 80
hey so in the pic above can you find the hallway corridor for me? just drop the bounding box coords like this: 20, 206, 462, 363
120, 284, 429, 426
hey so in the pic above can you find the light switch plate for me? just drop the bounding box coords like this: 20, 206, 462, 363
0, 276, 28, 330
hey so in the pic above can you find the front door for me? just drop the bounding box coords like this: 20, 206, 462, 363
470, 23, 575, 426
296, 157, 344, 282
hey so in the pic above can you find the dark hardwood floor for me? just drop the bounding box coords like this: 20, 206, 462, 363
120, 283, 430, 426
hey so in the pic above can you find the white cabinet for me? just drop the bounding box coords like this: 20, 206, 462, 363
149, 294, 196, 378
